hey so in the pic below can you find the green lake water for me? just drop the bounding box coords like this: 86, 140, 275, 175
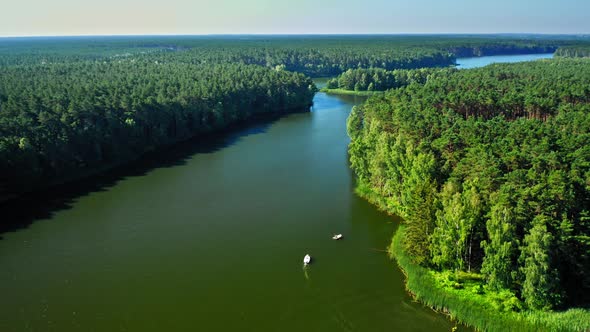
0, 86, 463, 332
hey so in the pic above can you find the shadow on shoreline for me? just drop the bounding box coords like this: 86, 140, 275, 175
0, 111, 304, 239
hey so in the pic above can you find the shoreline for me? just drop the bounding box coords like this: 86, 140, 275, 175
354, 181, 590, 332
319, 88, 384, 97
0, 105, 312, 207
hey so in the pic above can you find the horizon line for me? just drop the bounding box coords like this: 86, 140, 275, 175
1, 32, 590, 39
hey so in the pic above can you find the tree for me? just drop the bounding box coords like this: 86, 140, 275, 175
481, 194, 517, 290
403, 152, 438, 265
520, 216, 562, 309
431, 182, 464, 270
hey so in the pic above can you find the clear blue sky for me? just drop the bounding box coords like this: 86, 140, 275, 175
1, 0, 589, 36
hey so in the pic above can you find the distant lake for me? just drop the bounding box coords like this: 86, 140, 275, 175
456, 53, 554, 69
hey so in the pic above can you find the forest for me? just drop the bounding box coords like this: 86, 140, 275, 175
2, 35, 581, 200
0, 61, 315, 200
325, 67, 456, 92
347, 59, 590, 325
0, 35, 580, 74
556, 45, 590, 58
321, 41, 590, 94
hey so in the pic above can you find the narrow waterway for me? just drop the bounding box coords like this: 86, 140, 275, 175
0, 54, 551, 332
0, 84, 463, 332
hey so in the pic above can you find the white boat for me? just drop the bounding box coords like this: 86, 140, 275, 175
332, 234, 343, 240
303, 254, 311, 265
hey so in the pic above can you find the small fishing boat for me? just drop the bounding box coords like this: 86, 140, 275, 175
303, 254, 311, 265
332, 234, 343, 240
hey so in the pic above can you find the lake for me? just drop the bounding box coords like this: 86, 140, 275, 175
0, 53, 551, 332
456, 53, 554, 69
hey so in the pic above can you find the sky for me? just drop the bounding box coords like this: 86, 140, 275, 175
1, 0, 589, 37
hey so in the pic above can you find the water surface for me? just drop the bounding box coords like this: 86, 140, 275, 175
456, 53, 554, 69
0, 87, 463, 331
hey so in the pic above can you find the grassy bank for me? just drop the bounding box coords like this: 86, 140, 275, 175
354, 180, 407, 219
390, 226, 590, 332
320, 88, 384, 97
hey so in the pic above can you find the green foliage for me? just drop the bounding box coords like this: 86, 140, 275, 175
0, 61, 315, 197
402, 153, 438, 265
392, 226, 590, 332
481, 194, 518, 290
326, 78, 339, 89
2, 35, 578, 200
431, 182, 466, 270
555, 46, 590, 58
349, 59, 590, 314
520, 216, 563, 310
0, 35, 577, 75
0, 35, 460, 76
330, 67, 457, 92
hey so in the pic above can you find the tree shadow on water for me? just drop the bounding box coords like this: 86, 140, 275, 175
0, 112, 294, 239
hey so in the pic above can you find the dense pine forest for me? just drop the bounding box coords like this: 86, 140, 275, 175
0, 61, 315, 200
347, 59, 590, 329
321, 40, 590, 94
2, 35, 584, 200
325, 67, 457, 92
0, 35, 581, 74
